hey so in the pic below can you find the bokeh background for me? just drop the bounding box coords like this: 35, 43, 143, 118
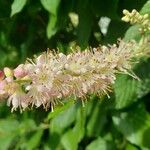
0, 0, 150, 150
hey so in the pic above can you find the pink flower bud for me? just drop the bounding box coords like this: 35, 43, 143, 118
14, 64, 26, 78
0, 70, 4, 81
4, 67, 13, 77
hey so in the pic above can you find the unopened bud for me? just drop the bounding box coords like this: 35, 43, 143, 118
14, 64, 26, 78
122, 16, 130, 22
132, 9, 137, 15
4, 67, 13, 77
143, 19, 149, 25
123, 9, 129, 15
0, 70, 4, 81
143, 14, 149, 19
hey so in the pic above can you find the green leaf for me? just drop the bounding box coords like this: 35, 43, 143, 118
26, 129, 43, 150
77, 0, 93, 49
125, 143, 139, 150
18, 119, 37, 134
11, 0, 27, 17
124, 25, 141, 42
112, 104, 150, 149
49, 104, 78, 150
0, 134, 16, 150
46, 14, 57, 39
86, 100, 107, 137
0, 120, 19, 150
86, 137, 116, 150
114, 75, 140, 109
40, 0, 60, 15
47, 100, 74, 120
114, 59, 150, 109
49, 104, 78, 149
41, 0, 61, 38
140, 0, 150, 14
61, 107, 86, 150
50, 103, 78, 134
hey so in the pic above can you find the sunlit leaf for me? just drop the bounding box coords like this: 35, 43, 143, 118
140, 0, 150, 14
40, 0, 60, 15
11, 0, 27, 17
86, 137, 116, 150
125, 143, 139, 150
46, 14, 57, 39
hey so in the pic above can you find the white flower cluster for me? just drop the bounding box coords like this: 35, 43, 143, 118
0, 40, 137, 112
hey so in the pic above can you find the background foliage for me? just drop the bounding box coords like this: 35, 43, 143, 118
0, 0, 150, 149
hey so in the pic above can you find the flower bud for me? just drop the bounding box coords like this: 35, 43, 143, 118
14, 64, 26, 78
143, 14, 149, 19
0, 70, 4, 81
123, 9, 129, 15
122, 16, 130, 22
4, 67, 13, 77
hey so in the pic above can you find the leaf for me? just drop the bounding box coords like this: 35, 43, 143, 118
10, 0, 27, 17
0, 120, 19, 150
125, 143, 139, 150
112, 104, 150, 149
48, 104, 78, 149
86, 137, 116, 150
47, 100, 74, 120
114, 75, 140, 109
41, 0, 61, 38
114, 59, 150, 109
140, 0, 150, 14
46, 14, 57, 39
26, 129, 43, 150
86, 100, 107, 137
77, 0, 93, 49
0, 135, 16, 150
18, 119, 37, 134
40, 0, 60, 15
124, 25, 141, 42
50, 103, 78, 134
61, 107, 86, 150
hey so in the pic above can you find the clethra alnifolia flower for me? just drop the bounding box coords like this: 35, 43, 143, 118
0, 39, 148, 112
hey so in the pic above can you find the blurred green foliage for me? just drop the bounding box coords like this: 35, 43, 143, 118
0, 0, 150, 149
